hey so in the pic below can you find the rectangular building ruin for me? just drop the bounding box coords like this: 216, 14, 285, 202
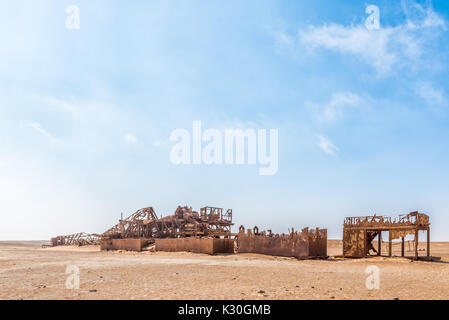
155, 237, 234, 255
343, 211, 431, 259
100, 238, 152, 252
236, 226, 327, 259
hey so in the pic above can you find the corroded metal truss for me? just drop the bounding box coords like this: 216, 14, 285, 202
103, 205, 234, 240
50, 205, 234, 247
343, 211, 431, 259
50, 232, 101, 247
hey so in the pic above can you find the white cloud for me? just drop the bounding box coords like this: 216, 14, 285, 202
26, 122, 59, 143
46, 97, 79, 115
307, 92, 363, 122
124, 133, 138, 143
318, 135, 339, 156
322, 92, 362, 122
415, 82, 446, 106
296, 2, 446, 74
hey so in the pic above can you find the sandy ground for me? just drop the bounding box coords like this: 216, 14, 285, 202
1, 240, 449, 300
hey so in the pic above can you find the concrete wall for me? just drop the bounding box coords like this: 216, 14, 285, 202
101, 238, 149, 252
237, 227, 327, 258
155, 238, 234, 255
307, 228, 327, 257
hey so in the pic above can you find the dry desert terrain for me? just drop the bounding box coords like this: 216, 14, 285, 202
1, 240, 449, 300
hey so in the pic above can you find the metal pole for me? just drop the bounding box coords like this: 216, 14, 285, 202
378, 231, 382, 256
415, 229, 419, 259
364, 229, 367, 257
388, 231, 392, 257
401, 236, 404, 257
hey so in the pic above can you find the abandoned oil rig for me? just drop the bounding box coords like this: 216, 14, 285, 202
50, 205, 328, 258
50, 206, 434, 260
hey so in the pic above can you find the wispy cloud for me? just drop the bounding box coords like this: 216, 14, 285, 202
295, 2, 446, 75
318, 135, 339, 156
46, 97, 79, 115
124, 133, 138, 143
414, 81, 447, 106
308, 92, 363, 122
26, 122, 59, 143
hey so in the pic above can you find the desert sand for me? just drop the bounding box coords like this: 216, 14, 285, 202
1, 240, 449, 300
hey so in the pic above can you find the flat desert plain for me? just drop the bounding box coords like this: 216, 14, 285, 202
1, 240, 449, 300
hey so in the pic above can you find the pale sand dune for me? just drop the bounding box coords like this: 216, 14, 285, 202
1, 241, 449, 300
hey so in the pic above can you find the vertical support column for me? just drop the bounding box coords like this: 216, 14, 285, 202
378, 231, 382, 256
415, 229, 419, 259
363, 229, 367, 257
427, 228, 430, 257
388, 231, 392, 257
401, 236, 404, 257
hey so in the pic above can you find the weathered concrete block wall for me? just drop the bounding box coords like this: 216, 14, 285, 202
155, 238, 234, 255
101, 238, 149, 252
237, 227, 327, 258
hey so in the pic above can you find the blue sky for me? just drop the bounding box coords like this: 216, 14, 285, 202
1, 0, 449, 240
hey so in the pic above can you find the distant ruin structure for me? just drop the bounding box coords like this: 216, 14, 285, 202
50, 232, 101, 247
343, 211, 431, 259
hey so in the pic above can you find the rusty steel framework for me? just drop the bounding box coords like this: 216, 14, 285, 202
102, 205, 233, 240
343, 211, 431, 259
50, 232, 101, 247
50, 205, 233, 248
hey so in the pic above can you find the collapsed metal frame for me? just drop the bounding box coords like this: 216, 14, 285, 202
50, 205, 234, 247
50, 232, 101, 247
343, 211, 430, 259
102, 205, 234, 240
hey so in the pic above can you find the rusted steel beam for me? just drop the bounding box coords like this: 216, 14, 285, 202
378, 232, 382, 256
401, 236, 405, 257
415, 229, 419, 259
389, 231, 392, 257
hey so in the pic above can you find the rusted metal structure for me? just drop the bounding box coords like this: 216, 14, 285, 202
50, 232, 101, 247
236, 226, 327, 259
102, 205, 233, 240
51, 205, 233, 252
99, 205, 234, 252
343, 211, 431, 259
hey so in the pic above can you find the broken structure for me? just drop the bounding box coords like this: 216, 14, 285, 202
155, 237, 234, 255
102, 206, 233, 240
50, 232, 101, 247
237, 226, 327, 259
100, 205, 234, 252
343, 211, 431, 259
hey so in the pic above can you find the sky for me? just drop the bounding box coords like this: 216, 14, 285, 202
1, 0, 449, 240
